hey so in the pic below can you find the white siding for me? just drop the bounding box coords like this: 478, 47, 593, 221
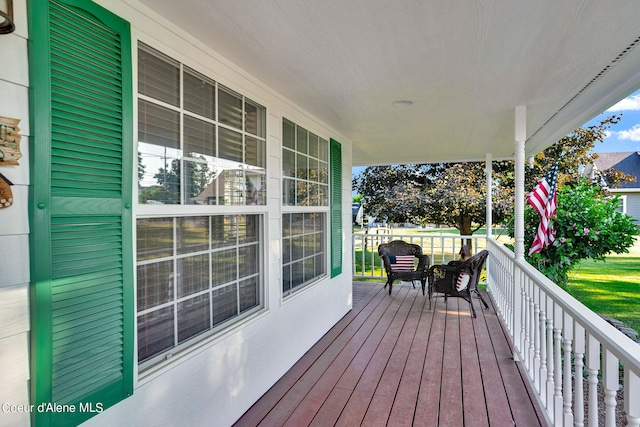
0, 1, 31, 426
626, 193, 640, 225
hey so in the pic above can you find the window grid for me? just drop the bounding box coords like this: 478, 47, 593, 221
138, 42, 266, 207
282, 118, 329, 207
137, 215, 262, 365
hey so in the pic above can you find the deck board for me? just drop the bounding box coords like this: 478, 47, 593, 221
234, 282, 545, 427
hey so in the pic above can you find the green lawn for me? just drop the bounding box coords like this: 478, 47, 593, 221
566, 237, 640, 335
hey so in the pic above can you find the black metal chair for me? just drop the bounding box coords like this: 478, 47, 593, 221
378, 240, 430, 295
427, 249, 489, 317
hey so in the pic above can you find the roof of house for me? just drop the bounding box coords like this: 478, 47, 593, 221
594, 151, 640, 189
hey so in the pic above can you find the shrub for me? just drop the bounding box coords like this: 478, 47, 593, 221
510, 180, 638, 285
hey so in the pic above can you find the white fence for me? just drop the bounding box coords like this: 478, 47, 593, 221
486, 237, 640, 427
352, 231, 486, 279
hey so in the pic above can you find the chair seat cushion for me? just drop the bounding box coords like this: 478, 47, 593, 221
456, 272, 470, 291
389, 255, 415, 271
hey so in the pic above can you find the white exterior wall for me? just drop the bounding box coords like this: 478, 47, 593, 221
612, 190, 640, 226
624, 192, 640, 225
0, 1, 353, 426
0, 1, 31, 426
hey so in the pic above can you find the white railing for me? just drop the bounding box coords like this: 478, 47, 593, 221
486, 237, 640, 427
352, 230, 486, 279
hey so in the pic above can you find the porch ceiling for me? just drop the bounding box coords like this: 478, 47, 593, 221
137, 0, 640, 165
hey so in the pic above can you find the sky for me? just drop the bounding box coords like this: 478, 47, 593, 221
584, 88, 640, 153
352, 89, 640, 180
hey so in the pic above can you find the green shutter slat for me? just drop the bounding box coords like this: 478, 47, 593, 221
330, 139, 342, 278
29, 0, 133, 425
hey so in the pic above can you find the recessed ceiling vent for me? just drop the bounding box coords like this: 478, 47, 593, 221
531, 35, 640, 140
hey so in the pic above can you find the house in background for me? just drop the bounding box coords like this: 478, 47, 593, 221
2, 0, 640, 426
591, 151, 640, 225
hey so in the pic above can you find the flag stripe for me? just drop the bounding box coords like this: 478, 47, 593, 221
527, 162, 559, 255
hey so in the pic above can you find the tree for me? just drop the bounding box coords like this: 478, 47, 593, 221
352, 115, 633, 235
509, 179, 637, 285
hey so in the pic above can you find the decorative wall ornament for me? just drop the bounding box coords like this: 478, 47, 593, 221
0, 116, 22, 165
0, 172, 13, 208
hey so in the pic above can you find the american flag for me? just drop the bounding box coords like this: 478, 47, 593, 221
527, 162, 559, 255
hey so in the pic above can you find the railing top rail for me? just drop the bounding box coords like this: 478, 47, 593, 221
487, 237, 640, 373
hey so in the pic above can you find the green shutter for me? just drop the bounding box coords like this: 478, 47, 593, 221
29, 0, 133, 425
330, 139, 342, 277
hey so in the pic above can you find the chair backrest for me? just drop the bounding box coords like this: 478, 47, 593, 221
378, 240, 422, 258
461, 250, 489, 290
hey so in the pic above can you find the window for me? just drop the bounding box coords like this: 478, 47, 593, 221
136, 215, 262, 364
136, 42, 265, 366
138, 43, 266, 206
282, 118, 329, 207
282, 119, 329, 294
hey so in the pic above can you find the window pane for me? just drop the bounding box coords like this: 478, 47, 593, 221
138, 307, 175, 362
211, 215, 235, 248
283, 119, 295, 149
283, 178, 295, 206
245, 136, 265, 168
137, 217, 174, 261
296, 127, 308, 154
283, 149, 295, 178
184, 115, 215, 157
212, 248, 237, 286
239, 244, 258, 278
246, 172, 265, 205
177, 294, 210, 343
184, 159, 217, 205
318, 138, 329, 162
138, 99, 179, 149
177, 216, 209, 254
221, 169, 245, 205
283, 265, 291, 293
219, 128, 243, 163
309, 133, 319, 159
238, 215, 260, 244
218, 87, 242, 129
138, 143, 182, 205
296, 153, 308, 180
137, 261, 173, 311
245, 100, 265, 137
239, 277, 259, 313
138, 44, 179, 106
177, 254, 209, 298
184, 67, 215, 119
213, 284, 238, 326
319, 160, 329, 184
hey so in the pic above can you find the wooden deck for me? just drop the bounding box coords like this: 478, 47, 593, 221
234, 282, 546, 427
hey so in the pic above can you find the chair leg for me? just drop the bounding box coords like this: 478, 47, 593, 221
469, 300, 477, 318
473, 289, 490, 309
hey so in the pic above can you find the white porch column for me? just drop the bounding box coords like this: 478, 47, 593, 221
485, 153, 493, 238
511, 106, 527, 361
514, 106, 526, 260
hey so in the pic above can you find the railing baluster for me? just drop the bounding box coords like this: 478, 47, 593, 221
553, 302, 563, 425
603, 349, 619, 427
574, 323, 585, 427
562, 313, 574, 426
586, 334, 600, 427
545, 295, 555, 412
538, 288, 547, 401
624, 367, 640, 427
